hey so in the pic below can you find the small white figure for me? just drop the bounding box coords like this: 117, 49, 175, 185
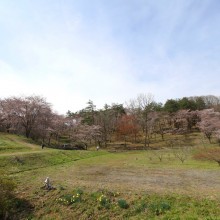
44, 177, 52, 189
96, 146, 100, 151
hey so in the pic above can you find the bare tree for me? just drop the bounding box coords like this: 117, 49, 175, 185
152, 150, 164, 162
166, 138, 190, 163
173, 146, 190, 163
127, 93, 156, 148
202, 95, 220, 109
94, 105, 117, 147
153, 111, 170, 140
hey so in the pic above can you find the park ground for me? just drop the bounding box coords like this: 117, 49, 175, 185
0, 133, 220, 219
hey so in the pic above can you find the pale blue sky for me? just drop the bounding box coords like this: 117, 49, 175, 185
0, 0, 220, 114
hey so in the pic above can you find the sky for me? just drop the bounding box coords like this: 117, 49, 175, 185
0, 0, 220, 114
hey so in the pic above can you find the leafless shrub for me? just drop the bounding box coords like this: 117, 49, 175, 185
194, 148, 220, 166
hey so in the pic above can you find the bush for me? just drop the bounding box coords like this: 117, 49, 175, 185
74, 188, 83, 195
97, 194, 110, 209
118, 199, 129, 209
194, 147, 220, 166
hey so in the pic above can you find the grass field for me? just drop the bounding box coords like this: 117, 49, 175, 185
0, 133, 220, 219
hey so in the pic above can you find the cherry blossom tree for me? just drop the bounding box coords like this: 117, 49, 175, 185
0, 96, 53, 138
197, 109, 220, 143
71, 124, 102, 146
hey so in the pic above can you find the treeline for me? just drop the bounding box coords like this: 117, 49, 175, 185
0, 94, 220, 148
163, 95, 220, 112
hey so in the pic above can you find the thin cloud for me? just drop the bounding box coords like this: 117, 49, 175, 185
0, 0, 219, 114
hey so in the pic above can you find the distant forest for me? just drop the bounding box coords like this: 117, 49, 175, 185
0, 94, 220, 148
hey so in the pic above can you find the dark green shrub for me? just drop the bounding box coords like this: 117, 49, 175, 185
74, 188, 83, 195
118, 199, 129, 209
97, 194, 110, 209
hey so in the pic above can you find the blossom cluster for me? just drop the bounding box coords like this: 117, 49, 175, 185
97, 195, 107, 203
57, 193, 81, 205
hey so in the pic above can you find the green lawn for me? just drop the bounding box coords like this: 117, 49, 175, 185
0, 133, 220, 219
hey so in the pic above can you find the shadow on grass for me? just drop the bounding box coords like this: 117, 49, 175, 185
1, 196, 34, 220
